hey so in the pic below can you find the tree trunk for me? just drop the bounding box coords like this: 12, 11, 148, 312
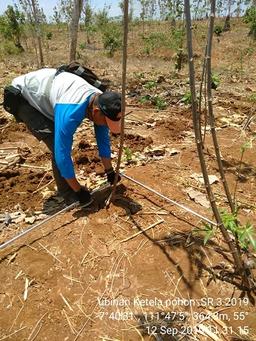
223, 14, 230, 32
227, 0, 232, 17
69, 0, 83, 62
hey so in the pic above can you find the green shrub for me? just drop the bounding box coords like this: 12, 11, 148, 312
46, 31, 53, 40
181, 91, 192, 105
211, 73, 220, 90
139, 94, 167, 110
152, 95, 167, 110
95, 7, 109, 30
143, 80, 157, 90
102, 23, 122, 57
0, 40, 21, 55
141, 28, 185, 58
139, 94, 151, 104
248, 93, 256, 103
170, 28, 185, 50
0, 5, 24, 50
142, 32, 168, 55
79, 42, 86, 50
244, 7, 256, 40
214, 25, 223, 36
124, 147, 133, 162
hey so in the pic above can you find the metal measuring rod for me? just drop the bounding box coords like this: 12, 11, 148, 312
120, 173, 217, 226
0, 183, 110, 251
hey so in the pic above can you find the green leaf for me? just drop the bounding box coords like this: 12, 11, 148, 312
241, 140, 252, 152
248, 234, 256, 250
203, 229, 214, 245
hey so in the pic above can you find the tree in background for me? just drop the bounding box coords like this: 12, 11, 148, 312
158, 0, 183, 25
59, 0, 73, 25
102, 22, 122, 57
19, 0, 45, 66
69, 0, 83, 61
0, 5, 25, 51
119, 0, 134, 22
81, 1, 94, 43
95, 5, 110, 29
244, 5, 256, 39
138, 0, 151, 34
94, 5, 122, 57
52, 5, 63, 29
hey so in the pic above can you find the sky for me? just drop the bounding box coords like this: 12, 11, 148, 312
0, 0, 125, 18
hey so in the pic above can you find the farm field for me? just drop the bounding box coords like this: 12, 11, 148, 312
0, 17, 256, 341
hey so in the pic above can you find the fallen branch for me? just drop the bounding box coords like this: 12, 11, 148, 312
38, 242, 63, 264
63, 309, 77, 334
33, 179, 54, 194
23, 277, 30, 301
28, 312, 48, 341
0, 326, 27, 341
137, 211, 169, 216
74, 289, 108, 341
0, 147, 19, 150
60, 293, 74, 312
19, 164, 50, 170
120, 219, 164, 243
63, 274, 83, 284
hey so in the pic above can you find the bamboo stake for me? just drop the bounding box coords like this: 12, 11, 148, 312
107, 0, 129, 205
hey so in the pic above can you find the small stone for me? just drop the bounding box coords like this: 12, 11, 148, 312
13, 214, 26, 224
25, 216, 36, 224
36, 214, 48, 220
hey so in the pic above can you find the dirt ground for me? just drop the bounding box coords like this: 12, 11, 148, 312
0, 19, 256, 341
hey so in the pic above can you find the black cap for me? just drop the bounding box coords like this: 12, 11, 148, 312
98, 92, 121, 121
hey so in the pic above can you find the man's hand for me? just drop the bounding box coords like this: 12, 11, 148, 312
106, 168, 121, 185
76, 187, 93, 205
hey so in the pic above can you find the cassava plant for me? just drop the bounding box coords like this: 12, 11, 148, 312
233, 139, 254, 203
196, 210, 256, 252
184, 0, 255, 289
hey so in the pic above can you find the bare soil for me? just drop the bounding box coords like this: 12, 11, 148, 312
0, 19, 256, 341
